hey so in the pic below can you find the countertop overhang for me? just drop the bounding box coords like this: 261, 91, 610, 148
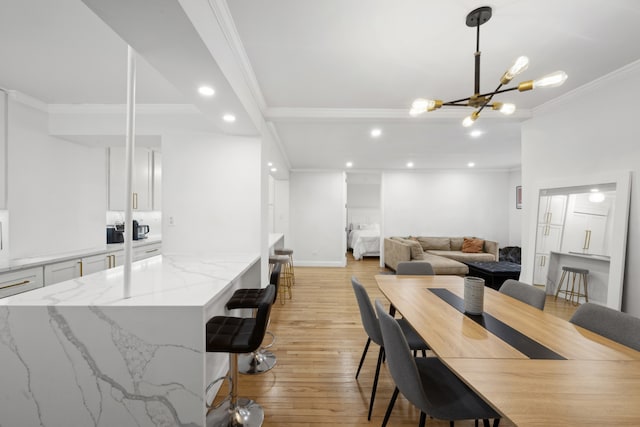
0, 252, 259, 307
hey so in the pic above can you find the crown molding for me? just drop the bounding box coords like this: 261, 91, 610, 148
208, 0, 268, 113
266, 107, 532, 122
265, 121, 292, 171
534, 58, 640, 115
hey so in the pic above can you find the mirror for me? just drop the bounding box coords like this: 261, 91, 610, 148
531, 172, 631, 309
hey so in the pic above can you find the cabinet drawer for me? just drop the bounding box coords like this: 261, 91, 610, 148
44, 259, 82, 286
0, 267, 44, 298
133, 243, 161, 261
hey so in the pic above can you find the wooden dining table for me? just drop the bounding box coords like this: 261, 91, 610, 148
376, 274, 640, 426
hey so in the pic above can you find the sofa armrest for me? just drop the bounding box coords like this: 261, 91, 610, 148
384, 238, 411, 271
484, 240, 499, 261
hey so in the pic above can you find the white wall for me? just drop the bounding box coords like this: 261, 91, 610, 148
290, 171, 346, 266
521, 61, 640, 315
161, 132, 261, 255
347, 183, 380, 208
8, 100, 106, 258
381, 170, 510, 245
273, 179, 290, 239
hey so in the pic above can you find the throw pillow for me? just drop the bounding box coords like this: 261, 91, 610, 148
416, 237, 451, 251
450, 237, 464, 251
401, 238, 425, 259
462, 237, 485, 253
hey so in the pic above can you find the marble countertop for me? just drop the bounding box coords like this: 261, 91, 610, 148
0, 252, 259, 307
550, 251, 611, 262
0, 237, 162, 273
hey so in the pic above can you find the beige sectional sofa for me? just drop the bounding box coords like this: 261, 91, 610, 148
384, 236, 499, 275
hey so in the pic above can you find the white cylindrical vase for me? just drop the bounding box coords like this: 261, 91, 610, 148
464, 276, 485, 315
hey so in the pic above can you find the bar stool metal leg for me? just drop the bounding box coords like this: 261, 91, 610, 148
555, 266, 589, 305
206, 353, 265, 427
238, 330, 277, 374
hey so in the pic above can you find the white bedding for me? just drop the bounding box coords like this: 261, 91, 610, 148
349, 229, 381, 260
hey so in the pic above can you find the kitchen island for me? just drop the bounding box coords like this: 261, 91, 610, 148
0, 252, 260, 427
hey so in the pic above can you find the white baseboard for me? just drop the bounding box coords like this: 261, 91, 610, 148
294, 260, 346, 267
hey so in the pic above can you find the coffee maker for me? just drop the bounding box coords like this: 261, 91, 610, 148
106, 224, 125, 243
133, 220, 150, 240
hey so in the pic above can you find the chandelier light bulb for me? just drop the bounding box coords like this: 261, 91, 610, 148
498, 103, 516, 115
462, 111, 479, 127
462, 116, 475, 127
533, 70, 568, 88
501, 56, 529, 84
410, 98, 433, 116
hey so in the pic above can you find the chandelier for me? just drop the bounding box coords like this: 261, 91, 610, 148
409, 6, 568, 127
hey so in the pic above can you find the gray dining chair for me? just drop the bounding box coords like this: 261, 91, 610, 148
375, 299, 500, 427
499, 279, 546, 310
351, 276, 429, 420
396, 261, 435, 276
570, 302, 640, 351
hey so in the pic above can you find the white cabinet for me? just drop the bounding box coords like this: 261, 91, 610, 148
535, 224, 563, 254
537, 195, 567, 225
82, 253, 110, 276
562, 212, 609, 255
44, 259, 82, 286
0, 267, 44, 298
534, 224, 562, 285
133, 242, 161, 261
109, 147, 154, 211
534, 195, 567, 286
106, 250, 125, 269
533, 254, 550, 287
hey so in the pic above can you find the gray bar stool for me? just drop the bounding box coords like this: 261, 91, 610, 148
205, 284, 276, 427
274, 248, 295, 286
554, 266, 589, 305
269, 255, 292, 303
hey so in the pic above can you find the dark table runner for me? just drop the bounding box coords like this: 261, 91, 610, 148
429, 288, 565, 360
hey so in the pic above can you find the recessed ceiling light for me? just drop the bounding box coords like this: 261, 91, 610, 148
198, 86, 215, 96
270, 167, 277, 173
346, 161, 353, 168
407, 162, 414, 168
223, 114, 236, 122
468, 162, 476, 168
267, 162, 273, 167
371, 128, 382, 138
469, 130, 483, 138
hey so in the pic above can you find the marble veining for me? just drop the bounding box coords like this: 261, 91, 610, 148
0, 253, 261, 426
1, 253, 259, 307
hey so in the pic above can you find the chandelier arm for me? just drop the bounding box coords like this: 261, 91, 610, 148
476, 85, 519, 99
476, 83, 503, 115
443, 96, 473, 105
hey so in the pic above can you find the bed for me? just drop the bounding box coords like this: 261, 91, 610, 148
348, 223, 381, 260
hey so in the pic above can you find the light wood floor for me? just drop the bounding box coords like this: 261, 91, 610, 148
224, 255, 578, 426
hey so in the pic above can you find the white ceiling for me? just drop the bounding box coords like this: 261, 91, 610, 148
3, 0, 640, 173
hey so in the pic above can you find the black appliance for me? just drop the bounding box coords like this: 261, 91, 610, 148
106, 225, 124, 243
134, 220, 150, 240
